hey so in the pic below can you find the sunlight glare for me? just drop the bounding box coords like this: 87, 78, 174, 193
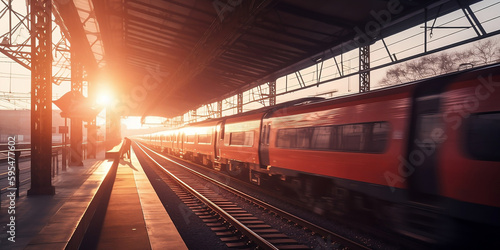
96, 92, 114, 107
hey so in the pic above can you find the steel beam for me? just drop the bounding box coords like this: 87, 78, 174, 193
359, 45, 370, 92
69, 49, 83, 166
142, 0, 277, 119
237, 93, 243, 114
86, 71, 97, 159
28, 0, 55, 196
53, 0, 98, 73
269, 81, 276, 106
217, 100, 222, 118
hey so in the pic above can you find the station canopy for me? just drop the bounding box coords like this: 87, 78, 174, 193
56, 0, 479, 118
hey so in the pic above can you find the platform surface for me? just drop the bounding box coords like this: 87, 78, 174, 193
96, 147, 187, 249
0, 151, 105, 249
0, 145, 187, 250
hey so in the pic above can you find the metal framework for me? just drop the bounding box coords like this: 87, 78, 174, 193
359, 45, 370, 92
0, 0, 72, 85
28, 0, 55, 195
269, 81, 276, 106
142, 0, 276, 117
217, 100, 222, 118
0, 0, 104, 161
191, 110, 197, 123
166, 0, 500, 128
237, 93, 243, 114
70, 49, 83, 166
0, 0, 31, 69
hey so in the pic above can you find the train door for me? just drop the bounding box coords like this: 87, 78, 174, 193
215, 121, 224, 160
259, 120, 271, 166
180, 132, 184, 156
407, 92, 443, 201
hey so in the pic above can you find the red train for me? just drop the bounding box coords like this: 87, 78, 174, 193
136, 63, 500, 246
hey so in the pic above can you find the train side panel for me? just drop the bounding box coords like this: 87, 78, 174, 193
439, 67, 500, 224
266, 90, 412, 201
219, 113, 263, 165
182, 121, 218, 164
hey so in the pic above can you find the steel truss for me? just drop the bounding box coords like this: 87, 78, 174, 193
0, 0, 72, 85
170, 0, 499, 128
179, 78, 279, 125
359, 45, 370, 92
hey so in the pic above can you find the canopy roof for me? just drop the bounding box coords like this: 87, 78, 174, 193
55, 0, 478, 118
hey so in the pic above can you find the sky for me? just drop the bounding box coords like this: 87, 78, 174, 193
1, 0, 499, 130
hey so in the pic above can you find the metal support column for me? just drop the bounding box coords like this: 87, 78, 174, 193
191, 110, 197, 123
237, 93, 243, 114
86, 120, 97, 159
359, 45, 370, 92
28, 0, 55, 195
105, 109, 121, 150
69, 49, 83, 166
217, 100, 222, 118
269, 81, 276, 106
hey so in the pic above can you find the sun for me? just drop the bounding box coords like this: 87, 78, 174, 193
96, 92, 114, 107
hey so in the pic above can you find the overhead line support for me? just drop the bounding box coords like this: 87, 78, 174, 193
359, 45, 370, 93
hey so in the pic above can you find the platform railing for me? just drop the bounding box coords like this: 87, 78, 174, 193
0, 142, 104, 197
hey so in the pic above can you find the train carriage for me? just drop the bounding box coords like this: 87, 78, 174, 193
215, 112, 264, 175
261, 85, 413, 204
436, 67, 500, 226
135, 63, 500, 247
181, 120, 219, 165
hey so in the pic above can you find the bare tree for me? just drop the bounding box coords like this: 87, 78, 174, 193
454, 48, 475, 67
378, 38, 500, 86
473, 39, 499, 64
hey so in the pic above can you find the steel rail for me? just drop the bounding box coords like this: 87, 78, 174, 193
134, 141, 279, 250
136, 141, 370, 250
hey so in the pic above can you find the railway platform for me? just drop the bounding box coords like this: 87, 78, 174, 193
0, 143, 186, 250
0, 151, 105, 249
94, 146, 187, 249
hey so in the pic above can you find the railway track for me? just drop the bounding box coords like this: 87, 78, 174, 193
135, 141, 370, 249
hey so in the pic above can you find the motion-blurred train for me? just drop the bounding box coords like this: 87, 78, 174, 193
135, 63, 500, 246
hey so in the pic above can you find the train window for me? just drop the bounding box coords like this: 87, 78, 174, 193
276, 129, 297, 148
296, 128, 313, 148
465, 112, 500, 161
266, 125, 271, 145
337, 122, 389, 153
186, 135, 195, 144
369, 122, 390, 152
276, 122, 389, 153
220, 125, 225, 140
229, 131, 254, 146
312, 127, 331, 149
198, 134, 211, 144
339, 124, 364, 151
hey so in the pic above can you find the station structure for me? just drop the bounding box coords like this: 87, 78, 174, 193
0, 0, 498, 196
